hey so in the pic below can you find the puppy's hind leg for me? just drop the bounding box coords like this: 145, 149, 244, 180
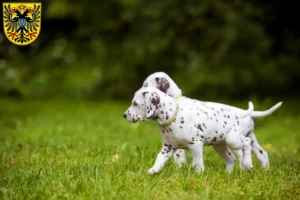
212, 143, 236, 172
226, 134, 253, 170
232, 149, 244, 170
173, 149, 187, 168
248, 132, 270, 169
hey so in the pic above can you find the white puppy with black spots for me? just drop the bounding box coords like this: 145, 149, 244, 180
141, 72, 282, 171
124, 87, 255, 174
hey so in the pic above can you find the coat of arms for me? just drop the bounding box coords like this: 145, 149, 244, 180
3, 3, 41, 45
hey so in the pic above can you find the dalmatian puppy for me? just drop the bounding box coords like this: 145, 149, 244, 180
124, 87, 255, 174
141, 72, 282, 170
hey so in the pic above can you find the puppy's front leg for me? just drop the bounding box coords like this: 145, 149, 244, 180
173, 149, 187, 168
189, 142, 204, 173
148, 144, 175, 175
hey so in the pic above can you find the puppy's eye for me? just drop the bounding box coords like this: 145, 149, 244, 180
133, 102, 138, 106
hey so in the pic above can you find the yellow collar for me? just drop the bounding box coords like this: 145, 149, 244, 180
159, 105, 179, 128
175, 95, 182, 100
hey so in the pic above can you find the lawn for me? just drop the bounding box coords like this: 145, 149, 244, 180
0, 99, 299, 199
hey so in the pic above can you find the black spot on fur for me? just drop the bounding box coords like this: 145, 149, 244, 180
142, 91, 148, 97
259, 149, 263, 154
197, 124, 203, 132
212, 137, 217, 142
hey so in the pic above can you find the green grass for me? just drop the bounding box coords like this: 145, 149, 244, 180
0, 99, 299, 199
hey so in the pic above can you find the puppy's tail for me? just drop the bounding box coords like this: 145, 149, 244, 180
240, 101, 254, 119
251, 102, 282, 118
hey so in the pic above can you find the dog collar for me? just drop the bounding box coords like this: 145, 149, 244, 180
159, 105, 180, 128
175, 95, 182, 100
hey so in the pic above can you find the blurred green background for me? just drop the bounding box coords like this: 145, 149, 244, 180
1, 2, 299, 199
0, 0, 299, 100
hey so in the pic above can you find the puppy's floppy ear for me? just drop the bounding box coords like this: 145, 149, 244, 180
143, 91, 160, 119
155, 77, 170, 93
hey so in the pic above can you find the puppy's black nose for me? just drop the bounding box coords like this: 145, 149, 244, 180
123, 113, 127, 118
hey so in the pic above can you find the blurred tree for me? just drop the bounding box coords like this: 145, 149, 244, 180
0, 0, 299, 99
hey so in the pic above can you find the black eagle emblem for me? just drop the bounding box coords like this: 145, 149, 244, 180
3, 4, 41, 44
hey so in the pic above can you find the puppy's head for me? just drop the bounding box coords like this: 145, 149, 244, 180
124, 87, 161, 123
142, 72, 182, 98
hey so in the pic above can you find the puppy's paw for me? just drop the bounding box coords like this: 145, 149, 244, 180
174, 159, 187, 168
242, 159, 253, 170
262, 161, 270, 170
192, 163, 204, 174
226, 165, 235, 173
148, 168, 158, 175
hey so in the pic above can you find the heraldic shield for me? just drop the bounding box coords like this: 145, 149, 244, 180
3, 2, 41, 46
